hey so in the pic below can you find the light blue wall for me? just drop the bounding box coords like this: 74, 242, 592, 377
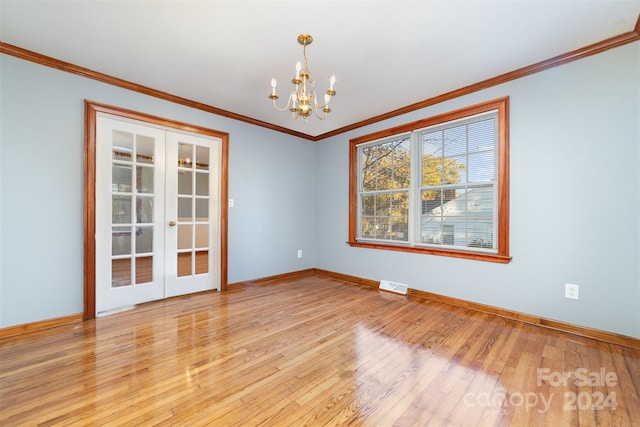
0, 54, 316, 327
315, 42, 640, 338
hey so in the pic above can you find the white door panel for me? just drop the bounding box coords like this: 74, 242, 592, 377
165, 132, 219, 297
96, 115, 220, 315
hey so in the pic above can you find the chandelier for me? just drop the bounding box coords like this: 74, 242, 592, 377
268, 34, 336, 121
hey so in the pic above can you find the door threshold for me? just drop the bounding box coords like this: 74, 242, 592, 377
96, 305, 136, 317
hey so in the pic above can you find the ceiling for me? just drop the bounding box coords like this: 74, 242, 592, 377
1, 1, 639, 138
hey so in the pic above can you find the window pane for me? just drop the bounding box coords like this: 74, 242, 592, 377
375, 193, 391, 216
390, 218, 408, 241
467, 151, 495, 183
136, 196, 153, 223
135, 256, 153, 284
422, 155, 442, 186
361, 195, 375, 216
178, 171, 193, 195
136, 135, 154, 164
135, 226, 153, 254
420, 221, 442, 245
196, 146, 209, 170
195, 198, 209, 221
112, 164, 132, 193
195, 250, 208, 274
442, 224, 455, 245
178, 224, 192, 250
178, 197, 192, 221
392, 192, 408, 217
443, 125, 466, 157
361, 216, 376, 239
442, 155, 466, 185
136, 165, 154, 193
112, 226, 131, 256
468, 119, 496, 153
112, 258, 131, 287
421, 190, 442, 215
422, 131, 442, 156
196, 172, 209, 196
195, 224, 209, 248
178, 252, 192, 277
377, 217, 390, 239
178, 143, 193, 168
112, 131, 133, 161
112, 195, 131, 224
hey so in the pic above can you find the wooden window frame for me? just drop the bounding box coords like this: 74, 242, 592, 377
348, 97, 511, 263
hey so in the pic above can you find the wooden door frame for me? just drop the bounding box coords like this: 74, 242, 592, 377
84, 100, 229, 320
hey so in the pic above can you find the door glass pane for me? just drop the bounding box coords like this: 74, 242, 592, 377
136, 226, 153, 254
178, 142, 193, 168
178, 171, 193, 195
112, 164, 132, 192
135, 256, 153, 284
112, 196, 132, 224
196, 146, 209, 170
136, 135, 155, 165
112, 258, 131, 287
195, 224, 208, 248
178, 252, 192, 277
196, 172, 208, 196
112, 227, 132, 256
136, 166, 154, 193
195, 199, 208, 221
112, 131, 133, 161
178, 224, 192, 249
195, 250, 208, 274
136, 196, 153, 224
178, 197, 192, 221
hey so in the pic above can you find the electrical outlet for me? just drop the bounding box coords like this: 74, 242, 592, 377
297, 250, 303, 258
565, 283, 579, 300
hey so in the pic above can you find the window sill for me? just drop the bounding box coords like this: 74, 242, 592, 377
346, 240, 512, 263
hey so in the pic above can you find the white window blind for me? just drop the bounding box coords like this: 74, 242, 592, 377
418, 113, 498, 252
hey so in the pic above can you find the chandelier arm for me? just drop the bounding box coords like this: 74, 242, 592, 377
311, 92, 329, 120
270, 97, 291, 112
271, 92, 300, 112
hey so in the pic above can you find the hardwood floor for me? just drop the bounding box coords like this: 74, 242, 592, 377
1, 275, 639, 426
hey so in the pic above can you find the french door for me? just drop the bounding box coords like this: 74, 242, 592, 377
95, 115, 220, 315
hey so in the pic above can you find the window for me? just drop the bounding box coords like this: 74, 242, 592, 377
348, 97, 510, 263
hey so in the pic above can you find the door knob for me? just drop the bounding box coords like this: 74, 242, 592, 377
168, 220, 176, 227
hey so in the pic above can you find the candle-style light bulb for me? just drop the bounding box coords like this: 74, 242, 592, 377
271, 78, 277, 95
329, 74, 336, 90
295, 62, 302, 78
324, 93, 331, 104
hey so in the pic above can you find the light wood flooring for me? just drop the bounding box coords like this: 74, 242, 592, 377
1, 275, 639, 426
